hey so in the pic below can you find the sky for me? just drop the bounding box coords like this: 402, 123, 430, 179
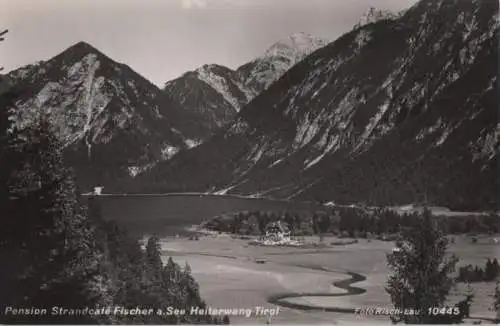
1, 0, 418, 87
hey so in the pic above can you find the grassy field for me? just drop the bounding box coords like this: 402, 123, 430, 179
160, 234, 499, 324
96, 195, 498, 323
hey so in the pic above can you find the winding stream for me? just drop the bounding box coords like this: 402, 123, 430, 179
267, 268, 367, 313
163, 249, 370, 314
267, 265, 497, 323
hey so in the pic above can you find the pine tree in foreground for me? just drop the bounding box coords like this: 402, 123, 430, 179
0, 116, 111, 324
87, 210, 223, 324
385, 209, 472, 324
0, 30, 108, 323
0, 29, 221, 322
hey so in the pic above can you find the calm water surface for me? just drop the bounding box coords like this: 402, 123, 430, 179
90, 194, 326, 237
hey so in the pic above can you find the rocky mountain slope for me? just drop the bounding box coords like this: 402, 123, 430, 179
163, 64, 248, 136
163, 33, 328, 135
7, 42, 206, 191
133, 0, 498, 211
237, 32, 329, 97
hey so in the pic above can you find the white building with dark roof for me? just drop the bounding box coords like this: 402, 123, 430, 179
264, 221, 291, 242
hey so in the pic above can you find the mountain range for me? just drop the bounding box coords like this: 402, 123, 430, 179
131, 0, 499, 211
7, 42, 205, 189
4, 0, 498, 211
5, 33, 325, 190
163, 32, 328, 135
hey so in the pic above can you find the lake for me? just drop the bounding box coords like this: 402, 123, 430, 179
89, 194, 327, 237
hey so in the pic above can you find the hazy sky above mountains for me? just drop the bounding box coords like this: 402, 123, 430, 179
1, 0, 417, 86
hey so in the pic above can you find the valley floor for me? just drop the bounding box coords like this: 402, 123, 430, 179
159, 234, 499, 324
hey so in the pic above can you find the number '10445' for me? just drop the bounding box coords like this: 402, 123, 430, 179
427, 307, 460, 316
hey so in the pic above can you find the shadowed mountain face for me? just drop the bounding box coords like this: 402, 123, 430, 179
162, 33, 328, 136
134, 0, 499, 211
7, 41, 207, 191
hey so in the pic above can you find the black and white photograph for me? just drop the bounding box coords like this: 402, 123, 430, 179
0, 0, 499, 324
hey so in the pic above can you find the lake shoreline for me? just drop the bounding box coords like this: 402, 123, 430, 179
82, 191, 301, 203
82, 192, 495, 217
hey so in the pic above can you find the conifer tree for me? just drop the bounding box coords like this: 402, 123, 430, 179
1, 114, 111, 324
486, 258, 494, 281
179, 262, 201, 308
0, 28, 12, 224
489, 258, 499, 280
0, 28, 13, 213
0, 29, 19, 321
142, 235, 168, 317
385, 209, 469, 324
146, 236, 163, 281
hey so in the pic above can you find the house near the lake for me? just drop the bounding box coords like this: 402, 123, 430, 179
264, 221, 291, 242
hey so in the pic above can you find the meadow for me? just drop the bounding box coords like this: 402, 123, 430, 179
95, 195, 499, 324
161, 234, 499, 324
